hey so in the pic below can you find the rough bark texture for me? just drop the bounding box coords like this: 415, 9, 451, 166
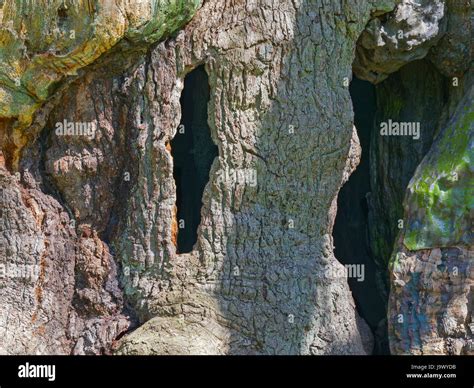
0, 165, 130, 354
0, 0, 472, 356
0, 0, 200, 169
354, 0, 473, 355
113, 0, 395, 355
388, 70, 473, 355
353, 0, 447, 84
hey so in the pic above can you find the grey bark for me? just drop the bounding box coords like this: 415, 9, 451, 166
0, 0, 471, 356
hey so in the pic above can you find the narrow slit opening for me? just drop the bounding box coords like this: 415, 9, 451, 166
171, 65, 218, 254
333, 75, 388, 354
334, 61, 443, 354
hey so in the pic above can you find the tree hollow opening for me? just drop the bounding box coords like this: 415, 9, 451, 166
333, 76, 387, 354
171, 65, 218, 254
334, 61, 443, 354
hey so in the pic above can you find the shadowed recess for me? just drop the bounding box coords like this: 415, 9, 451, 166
333, 76, 388, 354
171, 65, 218, 254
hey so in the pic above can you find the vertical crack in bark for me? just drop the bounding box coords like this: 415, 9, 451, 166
334, 59, 447, 354
333, 76, 388, 354
171, 65, 218, 254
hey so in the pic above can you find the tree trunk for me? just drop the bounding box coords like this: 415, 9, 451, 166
0, 0, 472, 355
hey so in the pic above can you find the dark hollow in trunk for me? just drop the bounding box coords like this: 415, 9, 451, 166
171, 65, 218, 254
333, 76, 388, 354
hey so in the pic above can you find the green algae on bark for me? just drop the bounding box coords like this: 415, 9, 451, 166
403, 85, 474, 251
0, 0, 201, 167
0, 0, 201, 118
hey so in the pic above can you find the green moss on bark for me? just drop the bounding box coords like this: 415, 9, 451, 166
403, 92, 473, 250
